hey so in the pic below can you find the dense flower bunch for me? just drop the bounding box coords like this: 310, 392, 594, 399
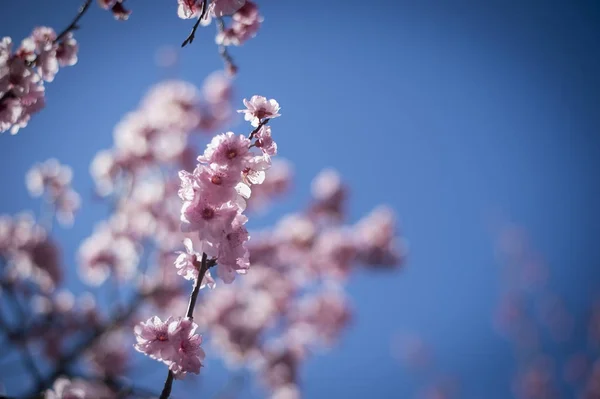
0, 28, 78, 134
133, 94, 282, 382
134, 316, 205, 378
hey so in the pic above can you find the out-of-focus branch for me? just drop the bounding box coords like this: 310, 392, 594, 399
181, 0, 208, 47
0, 286, 44, 386
159, 253, 210, 399
216, 17, 237, 73
29, 288, 156, 396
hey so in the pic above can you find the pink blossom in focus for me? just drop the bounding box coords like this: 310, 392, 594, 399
174, 238, 216, 288
238, 96, 280, 127
134, 316, 205, 378
255, 125, 277, 156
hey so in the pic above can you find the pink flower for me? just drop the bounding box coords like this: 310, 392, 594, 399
232, 1, 259, 25
198, 132, 252, 170
238, 95, 280, 127
134, 316, 205, 377
174, 238, 216, 287
134, 316, 179, 360
180, 191, 238, 243
211, 0, 246, 17
178, 0, 203, 19
56, 33, 78, 67
98, 0, 131, 20
254, 125, 277, 156
169, 321, 206, 378
217, 213, 250, 283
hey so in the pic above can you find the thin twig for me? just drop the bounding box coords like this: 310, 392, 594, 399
55, 0, 93, 44
181, 0, 208, 47
159, 253, 209, 399
248, 119, 270, 140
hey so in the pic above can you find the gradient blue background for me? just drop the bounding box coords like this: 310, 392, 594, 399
1, 1, 600, 398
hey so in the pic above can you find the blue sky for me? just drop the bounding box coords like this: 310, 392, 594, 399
1, 1, 600, 398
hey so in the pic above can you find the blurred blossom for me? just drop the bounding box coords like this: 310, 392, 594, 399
78, 222, 139, 286
26, 158, 81, 226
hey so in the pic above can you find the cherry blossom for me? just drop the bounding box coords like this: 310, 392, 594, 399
238, 95, 280, 127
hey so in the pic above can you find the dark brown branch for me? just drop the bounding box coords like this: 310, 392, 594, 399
159, 253, 209, 399
181, 0, 208, 47
55, 0, 93, 44
249, 119, 270, 140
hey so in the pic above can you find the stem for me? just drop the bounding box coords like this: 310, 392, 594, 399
55, 0, 93, 44
249, 119, 270, 140
159, 253, 208, 399
181, 0, 208, 47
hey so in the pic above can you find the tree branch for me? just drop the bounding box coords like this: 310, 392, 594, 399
55, 0, 93, 44
159, 252, 209, 399
181, 0, 208, 47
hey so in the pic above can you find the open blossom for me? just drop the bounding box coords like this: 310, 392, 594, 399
177, 0, 203, 19
255, 125, 277, 156
238, 95, 280, 127
134, 316, 205, 378
180, 192, 238, 244
174, 238, 216, 288
198, 131, 252, 169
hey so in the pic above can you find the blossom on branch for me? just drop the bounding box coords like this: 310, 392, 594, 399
238, 95, 281, 127
134, 316, 205, 378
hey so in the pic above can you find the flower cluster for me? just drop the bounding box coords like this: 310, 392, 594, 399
176, 95, 280, 284
26, 159, 81, 226
134, 316, 205, 378
215, 1, 263, 47
1, 28, 78, 134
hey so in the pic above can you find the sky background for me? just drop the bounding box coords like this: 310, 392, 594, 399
1, 0, 600, 398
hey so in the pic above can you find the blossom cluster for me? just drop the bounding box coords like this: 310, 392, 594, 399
0, 28, 78, 134
176, 94, 280, 284
133, 94, 281, 379
134, 316, 205, 378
